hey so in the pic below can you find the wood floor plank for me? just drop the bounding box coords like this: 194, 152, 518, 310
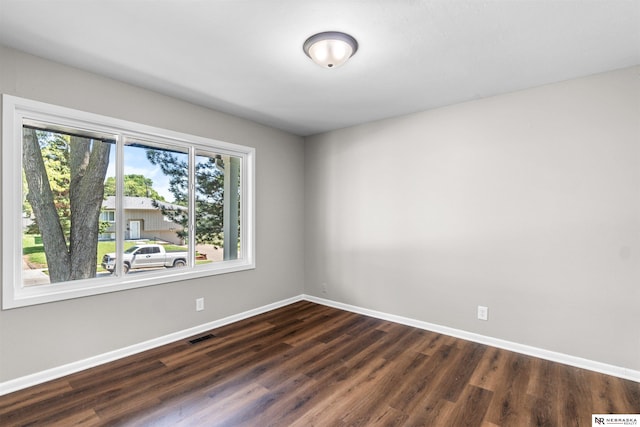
525, 358, 561, 427
277, 341, 419, 425
0, 379, 73, 414
468, 346, 509, 391
313, 313, 370, 344
442, 385, 494, 427
413, 328, 453, 356
47, 409, 102, 427
290, 356, 398, 427
404, 397, 456, 426
367, 405, 409, 427
484, 352, 533, 426
430, 340, 487, 403
268, 364, 358, 426
282, 308, 352, 347
159, 321, 274, 367
622, 378, 640, 411
304, 328, 387, 380
558, 365, 595, 427
388, 344, 458, 414
203, 373, 311, 427
338, 353, 432, 426
1, 301, 639, 426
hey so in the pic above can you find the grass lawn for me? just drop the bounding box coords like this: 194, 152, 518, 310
22, 235, 189, 272
22, 235, 48, 268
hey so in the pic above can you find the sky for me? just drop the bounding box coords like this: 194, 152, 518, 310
104, 144, 186, 202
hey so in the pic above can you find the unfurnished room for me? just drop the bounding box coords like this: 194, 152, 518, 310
0, 1, 639, 426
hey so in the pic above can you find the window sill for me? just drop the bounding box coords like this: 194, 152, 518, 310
4, 260, 255, 309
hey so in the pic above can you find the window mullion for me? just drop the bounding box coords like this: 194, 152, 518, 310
188, 146, 196, 267
242, 151, 253, 264
115, 135, 125, 276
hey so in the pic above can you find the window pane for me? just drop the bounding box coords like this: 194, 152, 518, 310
22, 125, 116, 286
121, 141, 189, 274
195, 152, 242, 263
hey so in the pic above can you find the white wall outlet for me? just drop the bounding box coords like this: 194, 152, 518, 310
477, 305, 488, 321
321, 282, 327, 294
196, 297, 204, 312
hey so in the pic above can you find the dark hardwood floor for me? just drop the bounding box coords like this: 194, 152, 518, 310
1, 301, 638, 426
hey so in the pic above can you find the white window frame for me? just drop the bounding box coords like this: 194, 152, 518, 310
2, 95, 255, 309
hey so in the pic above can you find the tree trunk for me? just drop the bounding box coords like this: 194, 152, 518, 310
23, 129, 111, 283
22, 128, 72, 282
69, 137, 111, 279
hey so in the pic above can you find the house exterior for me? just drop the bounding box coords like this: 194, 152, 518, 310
100, 196, 185, 245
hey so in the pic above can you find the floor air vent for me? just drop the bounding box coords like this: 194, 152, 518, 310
189, 334, 214, 344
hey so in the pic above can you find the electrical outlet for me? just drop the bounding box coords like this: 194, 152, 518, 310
321, 282, 327, 294
196, 297, 204, 312
477, 305, 488, 321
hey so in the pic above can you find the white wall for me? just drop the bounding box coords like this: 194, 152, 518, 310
305, 66, 640, 370
0, 45, 305, 382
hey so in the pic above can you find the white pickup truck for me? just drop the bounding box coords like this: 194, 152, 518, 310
102, 244, 188, 273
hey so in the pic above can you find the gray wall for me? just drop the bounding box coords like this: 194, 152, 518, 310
2, 42, 638, 383
0, 45, 305, 381
305, 66, 640, 370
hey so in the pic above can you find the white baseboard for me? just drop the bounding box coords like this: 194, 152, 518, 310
0, 295, 305, 396
2, 292, 638, 396
303, 294, 640, 383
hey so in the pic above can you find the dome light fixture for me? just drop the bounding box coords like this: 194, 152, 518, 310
303, 31, 358, 69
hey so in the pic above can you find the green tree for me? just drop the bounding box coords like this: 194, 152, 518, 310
146, 151, 229, 247
103, 174, 165, 200
23, 128, 111, 283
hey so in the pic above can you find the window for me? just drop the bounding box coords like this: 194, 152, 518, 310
3, 95, 255, 309
100, 211, 115, 222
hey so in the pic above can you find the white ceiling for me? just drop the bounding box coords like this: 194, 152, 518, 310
1, 0, 638, 136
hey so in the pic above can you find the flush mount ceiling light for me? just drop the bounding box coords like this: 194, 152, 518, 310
303, 31, 358, 69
